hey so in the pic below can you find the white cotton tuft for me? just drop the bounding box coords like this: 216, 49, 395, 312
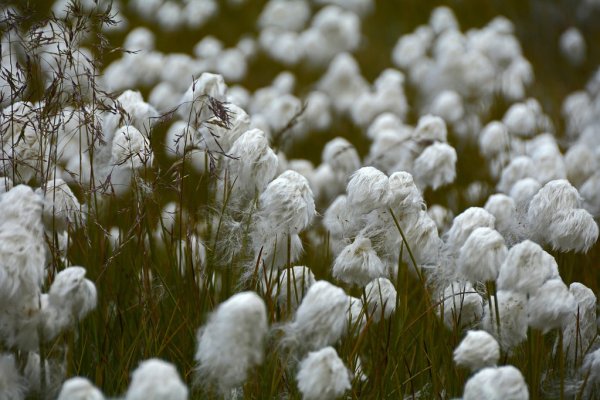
509, 178, 541, 213
199, 103, 251, 153
481, 290, 528, 350
430, 90, 464, 123
502, 103, 536, 137
559, 27, 586, 66
195, 292, 268, 393
0, 354, 25, 400
347, 296, 366, 332
427, 204, 453, 234
463, 365, 529, 400
562, 282, 597, 365
332, 236, 386, 287
479, 121, 509, 158
546, 208, 598, 253
581, 173, 600, 217
527, 278, 576, 333
285, 280, 348, 351
323, 195, 358, 239
581, 348, 600, 396
126, 359, 188, 400
57, 377, 104, 400
318, 53, 369, 113
565, 143, 597, 187
258, 0, 311, 32
444, 207, 496, 256
496, 240, 558, 295
365, 277, 397, 322
413, 142, 457, 190
178, 73, 227, 126
322, 137, 360, 179
346, 167, 390, 214
413, 114, 447, 143
458, 227, 507, 283
484, 194, 519, 242
275, 266, 315, 311
439, 281, 484, 329
111, 125, 153, 169
296, 347, 351, 400
453, 330, 500, 372
497, 156, 535, 194
36, 178, 82, 231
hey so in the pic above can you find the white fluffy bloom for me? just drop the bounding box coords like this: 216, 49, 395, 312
365, 277, 397, 322
0, 354, 25, 400
178, 73, 227, 126
413, 142, 457, 190
199, 103, 251, 153
439, 281, 484, 329
454, 330, 500, 372
413, 114, 447, 143
458, 227, 507, 283
285, 280, 348, 351
463, 365, 528, 400
392, 28, 432, 70
503, 102, 536, 137
126, 359, 188, 400
581, 348, 600, 396
444, 207, 495, 256
346, 167, 390, 214
560, 27, 586, 66
428, 204, 453, 234
546, 208, 598, 253
430, 90, 464, 123
481, 290, 528, 350
318, 53, 369, 113
57, 377, 104, 400
479, 121, 509, 158
275, 266, 315, 310
103, 90, 158, 139
581, 173, 600, 217
36, 178, 82, 231
332, 236, 386, 287
111, 125, 153, 169
527, 278, 576, 333
195, 292, 268, 392
509, 178, 541, 213
565, 143, 597, 187
429, 6, 459, 34
484, 194, 519, 242
322, 137, 360, 179
562, 283, 597, 365
296, 347, 351, 400
497, 156, 535, 194
497, 240, 558, 295
258, 0, 310, 31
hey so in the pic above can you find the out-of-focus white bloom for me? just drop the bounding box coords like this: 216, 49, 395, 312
413, 114, 447, 143
346, 167, 390, 214
57, 377, 104, 400
581, 173, 600, 217
318, 53, 369, 113
454, 330, 500, 372
215, 48, 248, 83
439, 281, 484, 329
428, 204, 453, 234
527, 278, 576, 333
560, 27, 586, 66
110, 125, 153, 169
458, 227, 507, 283
258, 0, 310, 31
285, 280, 348, 351
178, 73, 227, 126
275, 266, 315, 311
484, 194, 519, 242
509, 178, 541, 213
323, 195, 359, 240
413, 142, 457, 190
0, 354, 25, 400
565, 143, 597, 187
302, 91, 332, 132
481, 290, 528, 350
148, 82, 179, 112
127, 359, 188, 400
103, 90, 159, 139
333, 236, 385, 287
429, 6, 459, 34
497, 156, 535, 194
430, 90, 464, 123
502, 103, 536, 138
562, 282, 597, 365
365, 277, 397, 322
296, 346, 351, 400
36, 178, 82, 231
201, 103, 251, 154
156, 2, 183, 32
184, 0, 218, 30
322, 137, 361, 179
497, 240, 558, 295
581, 347, 600, 396
392, 27, 433, 70
463, 365, 528, 400
347, 296, 366, 332
444, 207, 495, 256
546, 208, 598, 253
195, 292, 267, 393
479, 121, 509, 158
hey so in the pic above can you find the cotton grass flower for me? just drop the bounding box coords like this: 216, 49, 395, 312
561, 282, 597, 365
458, 227, 507, 283
275, 266, 315, 311
0, 354, 25, 400
322, 137, 360, 179
332, 236, 386, 287
365, 277, 397, 322
413, 114, 447, 143
439, 281, 484, 329
36, 178, 82, 231
481, 290, 528, 350
527, 278, 576, 333
126, 359, 188, 400
285, 280, 348, 352
560, 27, 586, 66
346, 167, 390, 214
413, 142, 457, 190
178, 73, 227, 126
463, 365, 529, 400
296, 346, 351, 400
484, 194, 519, 242
546, 208, 598, 253
444, 207, 495, 256
479, 121, 509, 158
509, 178, 541, 213
57, 377, 104, 400
581, 348, 600, 397
195, 292, 267, 393
454, 330, 500, 372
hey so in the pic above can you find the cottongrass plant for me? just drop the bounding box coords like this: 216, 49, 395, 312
296, 347, 351, 400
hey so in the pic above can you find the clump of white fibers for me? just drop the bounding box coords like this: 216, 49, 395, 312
365, 277, 397, 322
195, 292, 267, 393
0, 353, 25, 400
444, 207, 495, 256
454, 330, 500, 372
458, 227, 507, 283
413, 114, 447, 143
546, 208, 598, 253
484, 194, 520, 243
481, 290, 528, 350
126, 358, 188, 400
413, 142, 457, 190
57, 377, 104, 400
296, 347, 351, 400
346, 167, 391, 214
332, 236, 386, 287
275, 266, 315, 311
36, 178, 83, 231
463, 365, 529, 400
285, 280, 348, 352
581, 348, 600, 397
527, 278, 575, 333
496, 240, 558, 295
561, 283, 597, 366
439, 281, 484, 329
178, 72, 227, 126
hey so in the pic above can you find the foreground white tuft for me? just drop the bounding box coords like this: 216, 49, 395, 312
57, 377, 104, 400
296, 347, 351, 400
454, 330, 500, 372
126, 358, 188, 400
463, 365, 529, 400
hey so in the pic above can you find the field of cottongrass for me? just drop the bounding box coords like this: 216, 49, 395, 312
2, 0, 600, 399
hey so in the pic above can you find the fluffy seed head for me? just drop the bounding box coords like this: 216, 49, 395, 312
481, 290, 528, 350
346, 167, 390, 214
497, 240, 558, 294
439, 281, 484, 329
275, 266, 315, 310
562, 282, 597, 365
365, 277, 397, 322
458, 227, 507, 282
57, 377, 104, 400
413, 114, 447, 143
527, 278, 576, 333
296, 347, 351, 400
126, 359, 188, 400
332, 236, 386, 287
322, 137, 360, 178
454, 330, 500, 372
444, 207, 495, 256
546, 208, 598, 253
413, 142, 457, 190
463, 365, 529, 400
